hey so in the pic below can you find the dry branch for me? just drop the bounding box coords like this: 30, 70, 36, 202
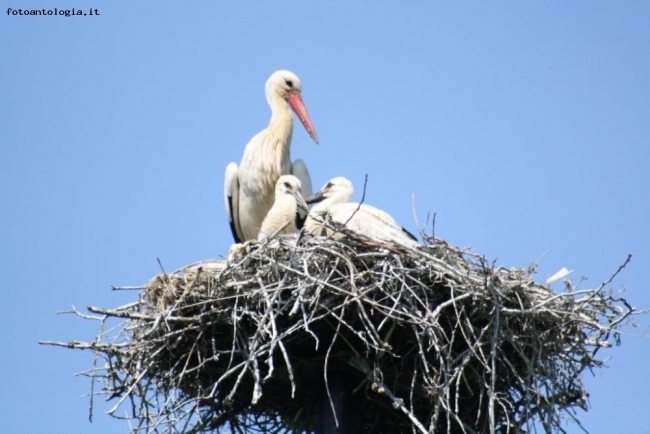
40, 231, 638, 434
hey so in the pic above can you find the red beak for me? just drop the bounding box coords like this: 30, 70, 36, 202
287, 93, 319, 144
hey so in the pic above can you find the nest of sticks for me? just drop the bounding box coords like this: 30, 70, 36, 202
43, 228, 636, 434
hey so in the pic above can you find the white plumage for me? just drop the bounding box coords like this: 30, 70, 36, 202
305, 177, 419, 247
258, 175, 309, 240
224, 70, 318, 243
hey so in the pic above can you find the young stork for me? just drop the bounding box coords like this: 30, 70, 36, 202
305, 177, 419, 248
258, 175, 309, 240
224, 70, 319, 243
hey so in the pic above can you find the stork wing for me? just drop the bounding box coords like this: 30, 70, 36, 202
291, 159, 312, 198
401, 227, 418, 242
360, 205, 418, 242
291, 159, 312, 230
224, 162, 243, 243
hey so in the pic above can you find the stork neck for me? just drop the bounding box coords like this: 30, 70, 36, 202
267, 96, 294, 144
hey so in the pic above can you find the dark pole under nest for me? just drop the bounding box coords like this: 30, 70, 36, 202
315, 370, 363, 434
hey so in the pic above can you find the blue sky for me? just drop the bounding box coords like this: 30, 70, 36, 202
2, 2, 649, 433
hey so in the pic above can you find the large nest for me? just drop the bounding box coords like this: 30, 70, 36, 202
43, 230, 636, 434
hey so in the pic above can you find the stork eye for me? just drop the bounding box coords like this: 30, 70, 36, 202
285, 79, 293, 88
283, 181, 291, 189
325, 182, 333, 189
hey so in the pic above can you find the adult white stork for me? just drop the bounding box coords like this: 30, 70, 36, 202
305, 177, 419, 248
224, 70, 319, 243
258, 175, 309, 240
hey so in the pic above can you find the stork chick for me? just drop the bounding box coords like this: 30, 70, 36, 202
305, 177, 419, 247
258, 175, 309, 240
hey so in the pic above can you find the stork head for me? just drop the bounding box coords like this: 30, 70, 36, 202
275, 175, 309, 213
305, 177, 354, 206
266, 70, 319, 144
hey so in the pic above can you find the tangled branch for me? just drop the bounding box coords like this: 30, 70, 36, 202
41, 232, 637, 434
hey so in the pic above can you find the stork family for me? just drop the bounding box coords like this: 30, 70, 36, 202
224, 70, 417, 248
